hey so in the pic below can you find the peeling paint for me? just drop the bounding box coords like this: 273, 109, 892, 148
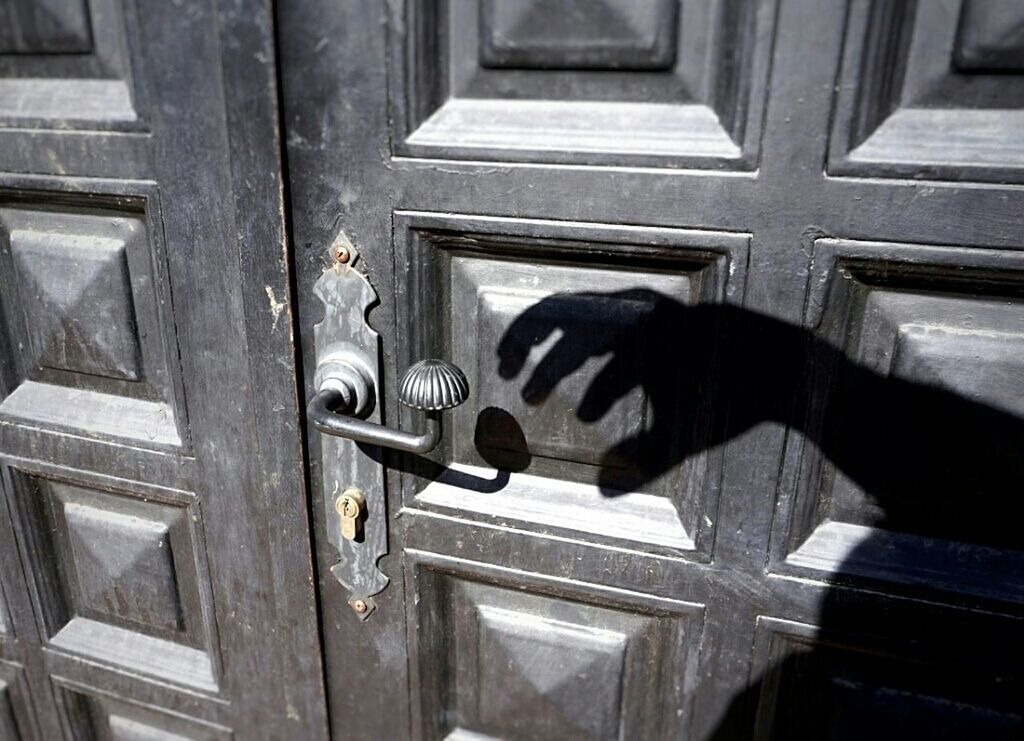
265, 285, 286, 329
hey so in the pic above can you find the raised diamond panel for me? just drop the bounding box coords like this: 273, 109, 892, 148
477, 606, 627, 737
480, 0, 677, 70
45, 480, 201, 640
471, 272, 657, 470
0, 197, 188, 450
407, 558, 704, 740
2, 470, 218, 692
10, 212, 142, 381
62, 496, 183, 633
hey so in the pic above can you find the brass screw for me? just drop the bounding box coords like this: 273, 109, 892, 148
332, 243, 350, 264
352, 599, 368, 614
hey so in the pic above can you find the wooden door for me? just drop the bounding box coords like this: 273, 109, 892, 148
0, 0, 327, 738
281, 1, 1023, 738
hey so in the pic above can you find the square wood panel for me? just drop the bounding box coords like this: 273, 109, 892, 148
394, 212, 749, 558
830, 0, 1024, 182
9, 211, 142, 381
405, 552, 704, 740
0, 194, 189, 450
771, 238, 1024, 605
0, 0, 92, 54
2, 469, 220, 693
0, 0, 142, 128
389, 0, 776, 167
55, 681, 231, 740
749, 616, 1023, 740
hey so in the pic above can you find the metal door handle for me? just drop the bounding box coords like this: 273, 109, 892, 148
308, 357, 469, 453
308, 233, 468, 612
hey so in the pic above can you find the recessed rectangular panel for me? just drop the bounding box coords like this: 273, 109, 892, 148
480, 0, 677, 70
57, 684, 231, 740
0, 0, 93, 54
397, 213, 749, 558
775, 239, 1024, 603
46, 481, 202, 639
9, 213, 143, 381
391, 0, 776, 167
0, 663, 32, 739
407, 560, 703, 740
830, 288, 1024, 545
3, 471, 218, 691
0, 0, 139, 128
752, 619, 1024, 740
0, 199, 188, 450
830, 0, 1024, 181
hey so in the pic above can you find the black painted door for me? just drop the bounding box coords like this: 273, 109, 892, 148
282, 1, 1024, 739
0, 1, 327, 738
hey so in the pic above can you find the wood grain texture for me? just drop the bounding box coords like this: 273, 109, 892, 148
0, 0, 327, 738
280, 0, 1024, 737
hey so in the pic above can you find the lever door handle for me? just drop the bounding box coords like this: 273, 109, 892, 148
308, 357, 469, 454
308, 231, 467, 611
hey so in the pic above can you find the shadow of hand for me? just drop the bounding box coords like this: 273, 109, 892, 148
494, 289, 1024, 547
495, 290, 797, 494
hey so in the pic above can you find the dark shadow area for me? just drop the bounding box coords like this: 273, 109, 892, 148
489, 290, 1024, 739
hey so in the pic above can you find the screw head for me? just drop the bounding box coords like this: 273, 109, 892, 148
352, 599, 368, 614
332, 243, 351, 263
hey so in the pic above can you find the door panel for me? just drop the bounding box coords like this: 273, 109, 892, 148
405, 551, 704, 740
389, 0, 776, 168
0, 189, 187, 451
831, 0, 1024, 183
393, 213, 748, 559
280, 0, 1024, 738
774, 239, 1024, 604
750, 612, 1023, 740
0, 0, 326, 738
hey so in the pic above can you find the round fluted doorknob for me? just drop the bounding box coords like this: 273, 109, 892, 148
398, 359, 469, 411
